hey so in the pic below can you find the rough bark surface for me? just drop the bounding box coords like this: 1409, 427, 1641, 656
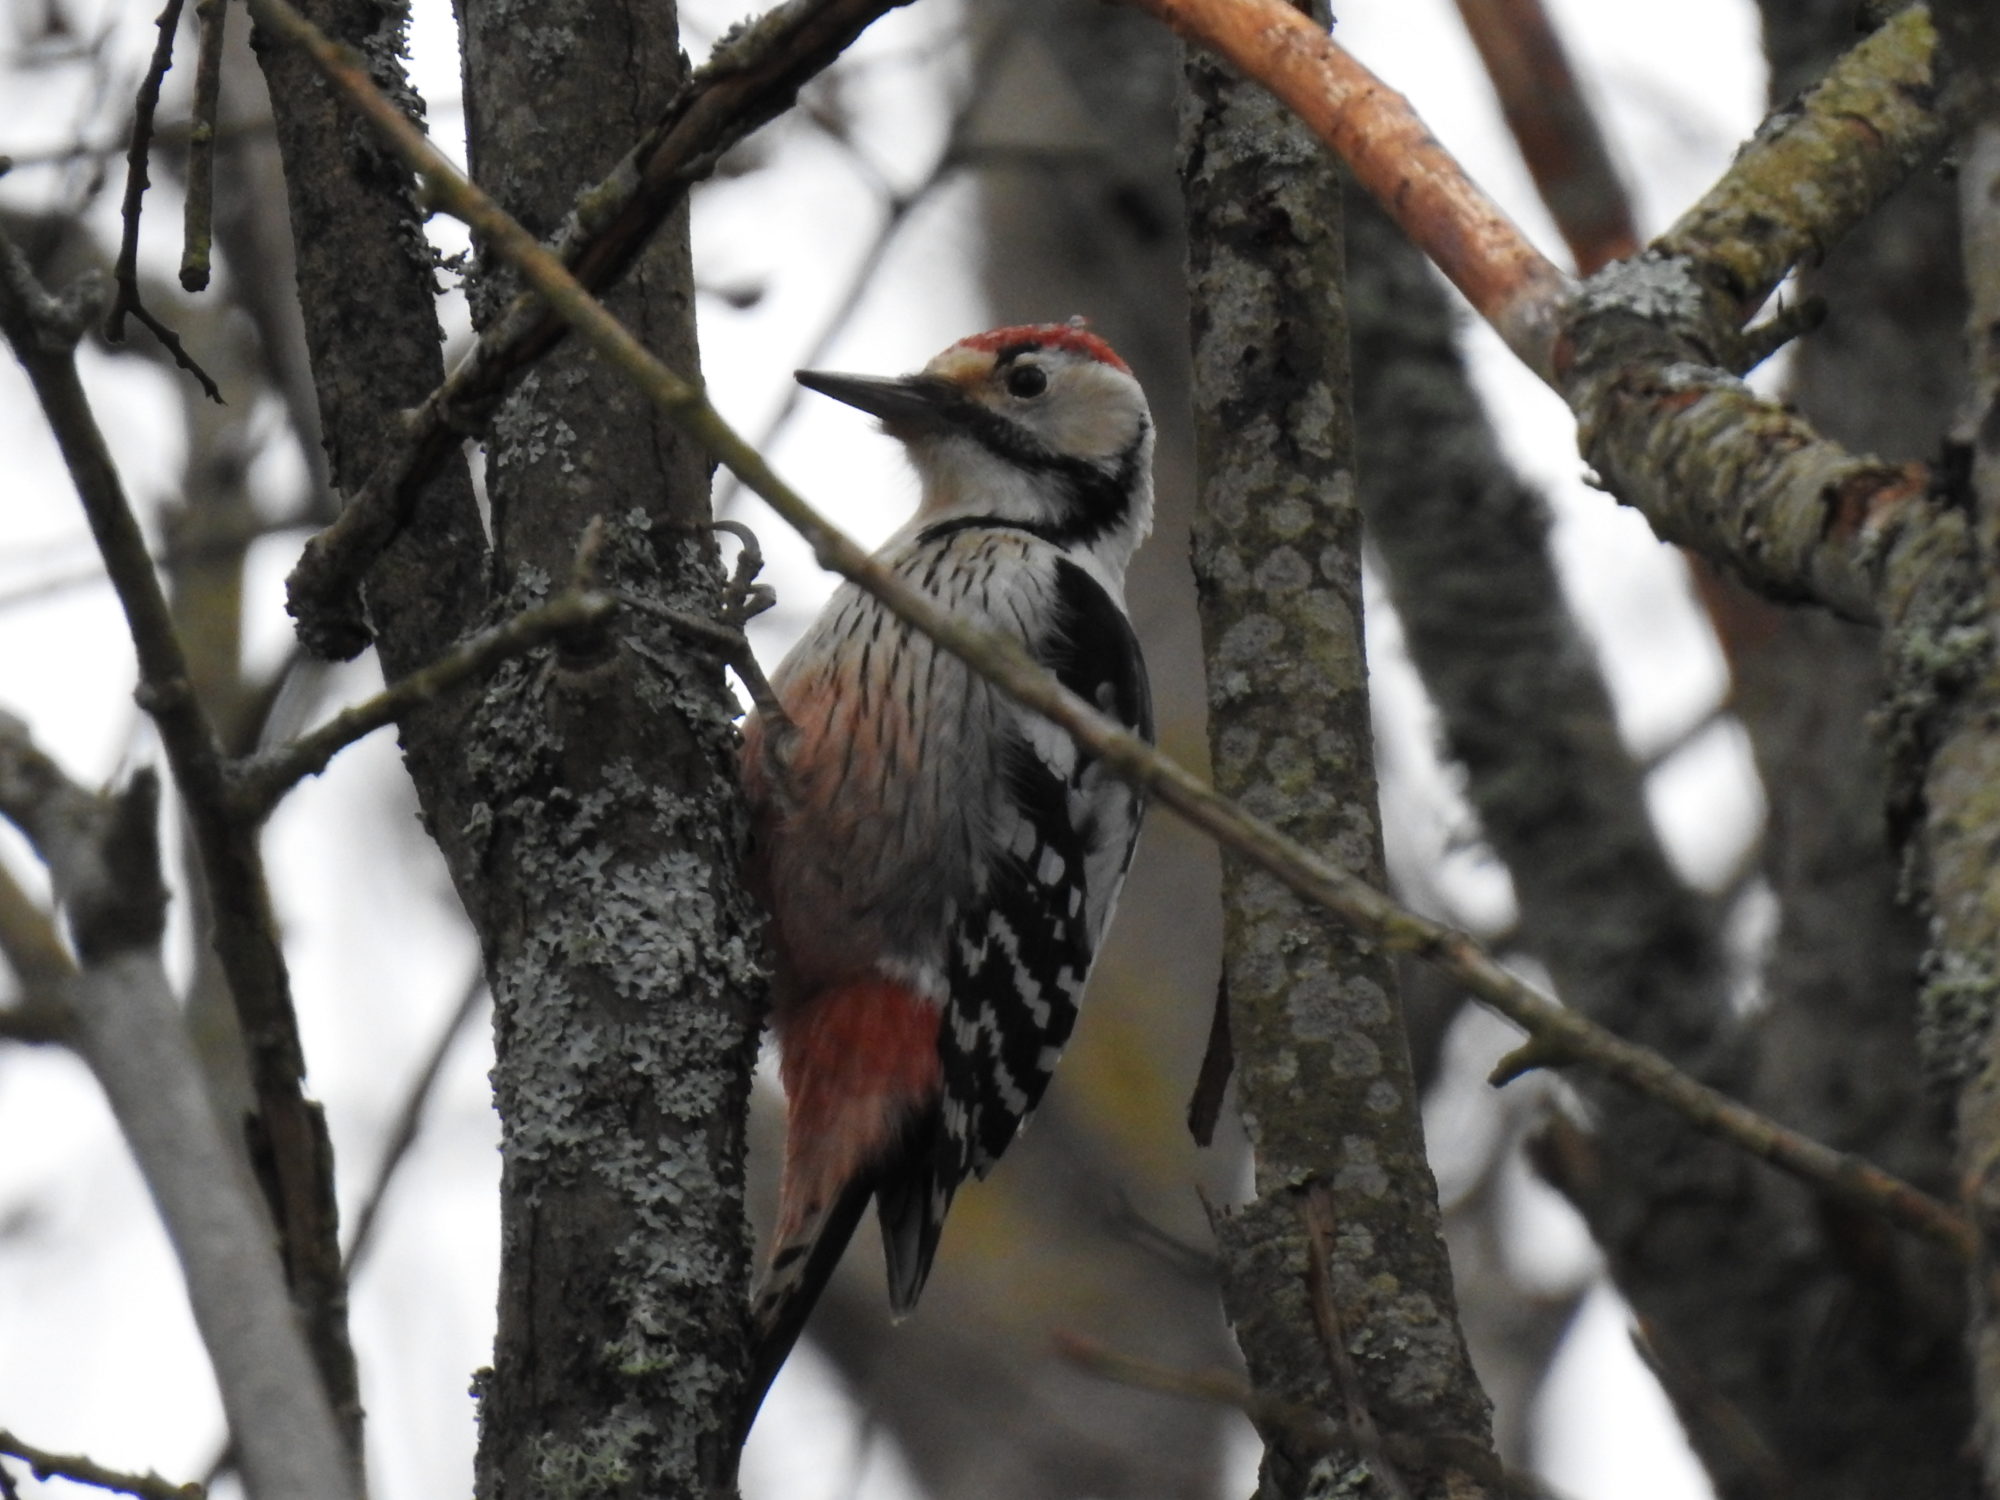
249, 0, 501, 1452
1713, 7, 1971, 1495
450, 1, 764, 1496
251, 0, 490, 886
253, 0, 764, 1489
1345, 187, 1712, 1466
1180, 47, 1498, 1500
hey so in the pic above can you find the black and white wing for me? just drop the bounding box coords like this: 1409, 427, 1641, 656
945, 555, 1152, 1151
873, 556, 1151, 1310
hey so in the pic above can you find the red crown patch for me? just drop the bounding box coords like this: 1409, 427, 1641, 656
952, 321, 1131, 375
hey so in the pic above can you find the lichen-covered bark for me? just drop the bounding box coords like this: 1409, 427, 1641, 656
453, 0, 763, 1495
1179, 46, 1498, 1499
1657, 4, 1945, 321
1544, 9, 1996, 1490
1344, 189, 1719, 1466
1684, 9, 1976, 1496
252, 1, 493, 1004
248, 0, 502, 1453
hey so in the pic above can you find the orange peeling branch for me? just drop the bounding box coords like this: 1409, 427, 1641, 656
1131, 0, 1574, 377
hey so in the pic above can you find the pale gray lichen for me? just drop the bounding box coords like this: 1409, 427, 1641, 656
1918, 943, 2000, 1090
529, 1408, 656, 1500
1573, 251, 1709, 327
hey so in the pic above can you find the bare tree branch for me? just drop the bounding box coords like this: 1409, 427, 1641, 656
177, 0, 226, 293
0, 719, 356, 1500
105, 0, 222, 402
0, 1429, 203, 1500
0, 224, 358, 1455
229, 587, 617, 820
1181, 23, 1499, 1492
1658, 5, 1947, 320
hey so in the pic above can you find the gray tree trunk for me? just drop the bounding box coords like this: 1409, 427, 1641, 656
252, 0, 767, 1492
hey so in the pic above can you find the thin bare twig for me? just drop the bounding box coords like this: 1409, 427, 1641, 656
105, 0, 223, 402
229, 588, 617, 819
713, 18, 1022, 514
0, 1430, 203, 1500
343, 968, 488, 1274
179, 0, 227, 292
258, 0, 1979, 1266
1302, 1187, 1416, 1500
108, 0, 186, 339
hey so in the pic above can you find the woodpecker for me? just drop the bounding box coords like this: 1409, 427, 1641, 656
738, 321, 1155, 1425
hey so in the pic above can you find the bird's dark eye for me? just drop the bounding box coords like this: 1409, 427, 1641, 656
1005, 364, 1048, 399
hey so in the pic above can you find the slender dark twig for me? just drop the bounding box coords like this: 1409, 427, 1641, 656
229, 588, 617, 819
0, 1430, 203, 1500
108, 0, 187, 341
343, 968, 489, 1273
713, 17, 1023, 513
105, 0, 223, 401
254, 0, 1980, 1266
179, 0, 227, 292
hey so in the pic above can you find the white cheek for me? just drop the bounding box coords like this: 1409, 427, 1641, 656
1044, 400, 1135, 459
910, 439, 1049, 519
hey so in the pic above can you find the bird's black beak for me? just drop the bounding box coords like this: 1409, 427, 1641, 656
795, 370, 959, 437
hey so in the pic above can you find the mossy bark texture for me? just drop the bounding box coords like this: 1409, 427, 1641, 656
453, 1, 764, 1496
255, 0, 764, 1491
1179, 43, 1499, 1500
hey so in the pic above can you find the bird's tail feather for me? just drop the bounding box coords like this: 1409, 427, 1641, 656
738, 974, 945, 1440
741, 1169, 874, 1440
